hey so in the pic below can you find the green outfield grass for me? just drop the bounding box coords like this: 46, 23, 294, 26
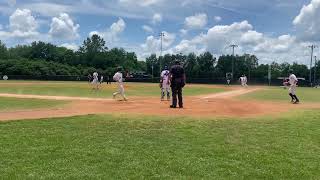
1, 112, 319, 179
0, 81, 226, 98
0, 97, 67, 111
240, 87, 320, 103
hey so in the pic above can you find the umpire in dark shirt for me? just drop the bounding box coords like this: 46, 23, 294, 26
170, 60, 186, 108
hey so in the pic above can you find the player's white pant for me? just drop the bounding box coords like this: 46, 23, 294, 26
161, 84, 170, 100
91, 78, 99, 89
113, 83, 126, 100
241, 82, 248, 87
289, 85, 296, 95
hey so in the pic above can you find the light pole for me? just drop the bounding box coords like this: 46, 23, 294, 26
229, 44, 238, 80
245, 54, 251, 81
268, 64, 272, 86
308, 45, 317, 87
151, 62, 154, 80
315, 56, 317, 85
159, 32, 165, 75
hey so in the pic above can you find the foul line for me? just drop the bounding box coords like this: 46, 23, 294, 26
199, 88, 261, 100
0, 93, 113, 102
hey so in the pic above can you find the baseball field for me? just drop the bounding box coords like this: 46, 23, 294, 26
0, 81, 319, 179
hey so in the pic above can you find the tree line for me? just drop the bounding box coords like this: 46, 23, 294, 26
0, 35, 146, 77
146, 53, 319, 81
1, 34, 319, 82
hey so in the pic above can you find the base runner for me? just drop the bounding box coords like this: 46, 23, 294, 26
113, 67, 127, 101
92, 72, 99, 90
288, 70, 300, 104
160, 66, 171, 101
239, 75, 248, 87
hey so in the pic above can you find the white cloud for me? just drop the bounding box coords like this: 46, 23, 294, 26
20, 1, 149, 19
179, 29, 188, 37
214, 16, 222, 22
184, 13, 208, 29
9, 8, 38, 35
7, 0, 16, 7
60, 43, 79, 51
49, 13, 80, 40
161, 20, 309, 65
119, 0, 163, 7
240, 30, 264, 45
0, 24, 3, 30
110, 18, 126, 34
21, 2, 71, 17
140, 31, 175, 56
293, 0, 320, 41
89, 18, 126, 44
152, 13, 162, 24
200, 20, 253, 53
253, 35, 296, 53
0, 8, 39, 40
142, 25, 153, 33
172, 39, 206, 55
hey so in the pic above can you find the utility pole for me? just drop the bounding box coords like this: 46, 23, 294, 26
315, 56, 317, 85
159, 32, 165, 75
308, 45, 317, 87
229, 44, 238, 80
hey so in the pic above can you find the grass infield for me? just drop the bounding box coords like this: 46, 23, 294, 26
240, 87, 320, 103
0, 81, 226, 98
0, 97, 67, 111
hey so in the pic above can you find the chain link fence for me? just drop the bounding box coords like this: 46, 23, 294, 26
0, 75, 314, 87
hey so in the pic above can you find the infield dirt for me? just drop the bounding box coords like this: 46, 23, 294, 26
0, 87, 318, 121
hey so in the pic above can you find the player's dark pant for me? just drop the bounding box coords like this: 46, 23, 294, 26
172, 86, 183, 107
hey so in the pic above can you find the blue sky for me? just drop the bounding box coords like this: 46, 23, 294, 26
0, 0, 319, 64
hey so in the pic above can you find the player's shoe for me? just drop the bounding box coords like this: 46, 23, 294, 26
170, 105, 176, 108
293, 100, 300, 104
123, 97, 128, 101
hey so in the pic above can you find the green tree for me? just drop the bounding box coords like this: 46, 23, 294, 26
0, 40, 8, 59
146, 54, 158, 77
8, 44, 32, 59
79, 34, 108, 54
185, 53, 198, 78
197, 52, 216, 78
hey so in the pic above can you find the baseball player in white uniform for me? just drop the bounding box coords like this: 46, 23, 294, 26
239, 75, 248, 87
288, 70, 300, 104
160, 66, 171, 101
243, 75, 248, 87
113, 67, 127, 101
100, 75, 104, 84
92, 72, 99, 90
